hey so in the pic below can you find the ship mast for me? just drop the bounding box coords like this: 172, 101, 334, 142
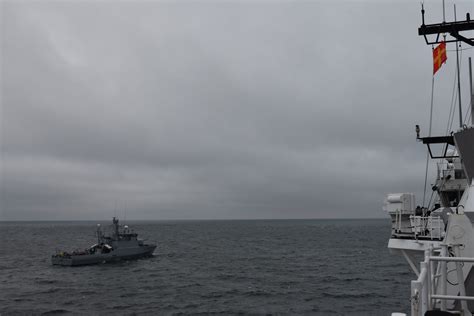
454, 5, 463, 128
417, 5, 474, 159
420, 3, 474, 128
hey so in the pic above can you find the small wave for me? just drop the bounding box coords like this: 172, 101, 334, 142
225, 288, 239, 295
120, 292, 138, 298
35, 279, 59, 285
320, 275, 339, 282
13, 297, 33, 302
79, 290, 97, 295
342, 277, 363, 282
41, 309, 72, 315
162, 304, 179, 310
322, 292, 387, 299
112, 305, 132, 310
243, 289, 272, 297
216, 273, 235, 281
200, 292, 223, 299
41, 288, 63, 294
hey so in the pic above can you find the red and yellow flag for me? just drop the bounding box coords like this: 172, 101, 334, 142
433, 42, 447, 75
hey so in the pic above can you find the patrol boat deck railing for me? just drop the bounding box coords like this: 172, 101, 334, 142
411, 244, 474, 316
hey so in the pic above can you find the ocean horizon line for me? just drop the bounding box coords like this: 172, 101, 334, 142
0, 217, 387, 222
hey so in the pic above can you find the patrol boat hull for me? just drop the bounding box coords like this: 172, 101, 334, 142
52, 245, 156, 266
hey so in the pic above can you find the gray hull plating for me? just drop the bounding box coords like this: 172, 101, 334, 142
52, 245, 156, 266
454, 127, 474, 182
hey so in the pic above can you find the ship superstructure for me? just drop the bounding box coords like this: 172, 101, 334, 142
385, 4, 474, 315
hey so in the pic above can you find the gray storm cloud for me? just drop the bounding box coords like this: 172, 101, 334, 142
1, 0, 473, 220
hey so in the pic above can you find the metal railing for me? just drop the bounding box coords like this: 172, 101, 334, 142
409, 215, 444, 240
437, 162, 465, 180
394, 209, 403, 232
411, 244, 473, 316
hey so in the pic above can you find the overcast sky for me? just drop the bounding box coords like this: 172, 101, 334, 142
1, 0, 473, 220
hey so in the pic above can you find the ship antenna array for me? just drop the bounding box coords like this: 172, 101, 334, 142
419, 4, 474, 127
419, 5, 474, 46
418, 5, 474, 129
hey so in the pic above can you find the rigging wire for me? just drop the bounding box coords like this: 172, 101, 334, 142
423, 68, 435, 208
462, 56, 473, 125
464, 101, 471, 125
455, 32, 463, 128
445, 62, 458, 136
447, 47, 463, 134
447, 47, 474, 52
440, 45, 462, 166
427, 189, 435, 210
447, 91, 457, 133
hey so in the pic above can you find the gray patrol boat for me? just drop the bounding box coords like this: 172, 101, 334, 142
52, 217, 156, 266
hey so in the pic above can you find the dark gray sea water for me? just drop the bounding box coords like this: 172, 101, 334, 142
0, 219, 412, 315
